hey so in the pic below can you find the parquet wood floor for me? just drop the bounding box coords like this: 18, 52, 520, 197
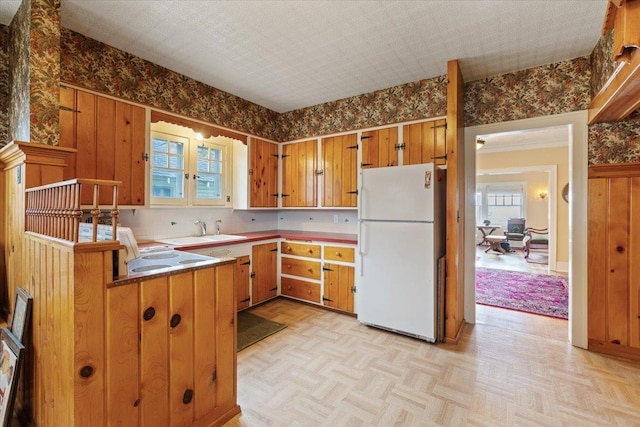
225, 299, 640, 426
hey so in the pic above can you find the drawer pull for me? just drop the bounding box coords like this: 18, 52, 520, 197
286, 246, 291, 251
335, 252, 342, 257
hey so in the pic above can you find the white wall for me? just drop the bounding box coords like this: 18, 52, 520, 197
118, 207, 358, 242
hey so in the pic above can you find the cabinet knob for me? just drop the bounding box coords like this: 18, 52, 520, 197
335, 252, 342, 257
143, 307, 156, 321
170, 313, 182, 328
287, 285, 291, 290
79, 365, 94, 378
183, 389, 194, 404
307, 290, 311, 295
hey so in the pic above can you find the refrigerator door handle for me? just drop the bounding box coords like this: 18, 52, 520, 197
358, 219, 366, 276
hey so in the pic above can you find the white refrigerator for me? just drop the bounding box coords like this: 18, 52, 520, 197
356, 163, 446, 342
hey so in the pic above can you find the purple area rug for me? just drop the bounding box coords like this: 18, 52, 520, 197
475, 267, 568, 319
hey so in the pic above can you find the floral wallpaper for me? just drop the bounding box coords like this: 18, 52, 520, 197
60, 29, 282, 142
8, 0, 30, 143
6, 0, 638, 164
464, 56, 591, 128
5, 0, 60, 146
278, 76, 447, 141
0, 24, 8, 147
590, 30, 615, 98
587, 30, 640, 165
28, 0, 61, 146
589, 111, 640, 164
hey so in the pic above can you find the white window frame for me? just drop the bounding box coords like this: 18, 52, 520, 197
476, 182, 526, 226
150, 121, 231, 207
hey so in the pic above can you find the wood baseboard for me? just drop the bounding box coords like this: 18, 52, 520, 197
588, 339, 640, 362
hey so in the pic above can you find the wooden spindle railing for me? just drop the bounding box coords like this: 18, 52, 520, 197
25, 178, 121, 242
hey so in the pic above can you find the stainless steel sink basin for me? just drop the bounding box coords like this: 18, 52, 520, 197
155, 234, 247, 246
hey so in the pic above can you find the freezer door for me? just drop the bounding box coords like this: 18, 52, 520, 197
360, 163, 435, 222
356, 221, 436, 341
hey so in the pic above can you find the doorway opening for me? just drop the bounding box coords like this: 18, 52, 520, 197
474, 128, 568, 324
463, 111, 589, 348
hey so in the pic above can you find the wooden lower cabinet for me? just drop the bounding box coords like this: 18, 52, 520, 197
281, 276, 321, 303
323, 263, 355, 313
588, 169, 640, 360
281, 257, 321, 280
106, 263, 239, 426
236, 255, 251, 309
279, 241, 356, 314
252, 242, 278, 304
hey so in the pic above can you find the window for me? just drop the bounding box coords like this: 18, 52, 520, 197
476, 182, 525, 226
150, 122, 231, 206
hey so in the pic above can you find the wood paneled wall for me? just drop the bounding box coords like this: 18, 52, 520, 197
0, 142, 74, 318
588, 163, 640, 360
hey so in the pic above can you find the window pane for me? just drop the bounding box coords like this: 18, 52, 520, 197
196, 173, 222, 199
152, 138, 167, 151
197, 146, 208, 158
210, 148, 222, 161
152, 153, 168, 168
152, 169, 184, 198
168, 155, 184, 170
197, 159, 209, 172
169, 141, 184, 155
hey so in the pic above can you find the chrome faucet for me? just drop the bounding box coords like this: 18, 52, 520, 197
194, 220, 207, 236
215, 219, 222, 235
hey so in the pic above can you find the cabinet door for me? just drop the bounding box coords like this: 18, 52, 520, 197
59, 88, 146, 205
403, 119, 446, 166
282, 140, 317, 207
59, 85, 77, 180
252, 242, 278, 304
361, 127, 398, 169
249, 138, 278, 207
323, 263, 355, 312
236, 255, 251, 310
322, 133, 358, 207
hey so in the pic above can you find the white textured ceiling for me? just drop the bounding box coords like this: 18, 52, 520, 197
1, 1, 607, 113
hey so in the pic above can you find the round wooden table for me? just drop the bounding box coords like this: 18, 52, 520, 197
484, 235, 507, 254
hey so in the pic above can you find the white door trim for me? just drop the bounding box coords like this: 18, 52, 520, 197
463, 110, 588, 349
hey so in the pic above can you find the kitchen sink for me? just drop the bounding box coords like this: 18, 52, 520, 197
155, 234, 247, 246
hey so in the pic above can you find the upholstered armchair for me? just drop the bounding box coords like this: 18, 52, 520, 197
523, 227, 549, 258
504, 218, 526, 244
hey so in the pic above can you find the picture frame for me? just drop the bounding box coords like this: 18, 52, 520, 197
10, 289, 32, 344
0, 328, 24, 427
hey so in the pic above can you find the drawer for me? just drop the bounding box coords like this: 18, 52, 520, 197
281, 277, 320, 303
281, 257, 321, 280
281, 241, 321, 259
323, 245, 355, 263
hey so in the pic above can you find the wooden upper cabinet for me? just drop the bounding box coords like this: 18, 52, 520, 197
249, 138, 278, 208
402, 119, 446, 166
321, 133, 358, 207
59, 86, 146, 205
282, 140, 317, 207
361, 127, 398, 169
